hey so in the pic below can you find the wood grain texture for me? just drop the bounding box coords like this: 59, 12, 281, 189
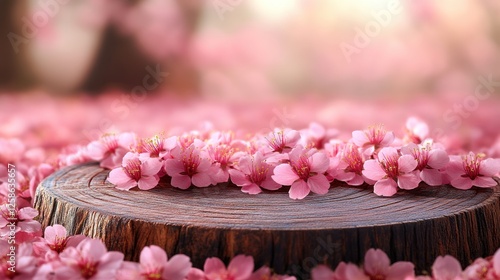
34, 163, 500, 278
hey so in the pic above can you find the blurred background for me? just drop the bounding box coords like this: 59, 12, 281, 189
1, 0, 500, 154
1, 0, 500, 98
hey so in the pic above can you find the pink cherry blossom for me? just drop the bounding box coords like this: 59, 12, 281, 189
56, 238, 124, 280
265, 129, 301, 154
334, 143, 368, 186
13, 171, 30, 200
299, 122, 338, 149
229, 152, 281, 194
117, 245, 191, 280
173, 134, 205, 150
0, 138, 25, 165
87, 132, 137, 169
186, 268, 206, 280
324, 140, 345, 158
272, 147, 330, 199
108, 152, 162, 191
493, 248, 500, 278
33, 224, 86, 261
363, 147, 420, 196
352, 125, 395, 156
0, 241, 38, 279
401, 143, 449, 186
431, 255, 463, 280
59, 145, 92, 167
462, 257, 492, 279
311, 265, 337, 280
206, 144, 240, 184
446, 153, 500, 190
164, 144, 214, 189
138, 135, 170, 159
207, 131, 235, 146
311, 263, 369, 280
404, 117, 429, 144
204, 255, 254, 280
0, 206, 42, 242
249, 266, 296, 280
362, 249, 415, 280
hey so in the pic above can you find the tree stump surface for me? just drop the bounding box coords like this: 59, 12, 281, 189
35, 163, 500, 277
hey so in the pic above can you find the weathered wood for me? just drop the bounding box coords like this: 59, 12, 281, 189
34, 163, 500, 278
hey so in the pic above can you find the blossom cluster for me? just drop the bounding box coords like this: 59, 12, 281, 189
82, 118, 500, 199
2, 223, 500, 280
0, 224, 294, 280
1, 116, 500, 279
312, 247, 500, 280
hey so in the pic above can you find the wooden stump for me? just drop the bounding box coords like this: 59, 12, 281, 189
34, 163, 500, 278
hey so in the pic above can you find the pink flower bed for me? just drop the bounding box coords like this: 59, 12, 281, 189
1, 93, 500, 279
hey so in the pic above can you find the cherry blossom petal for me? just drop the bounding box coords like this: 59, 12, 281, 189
108, 168, 133, 185
427, 149, 450, 169
86, 141, 106, 160
81, 239, 107, 262
171, 175, 192, 189
398, 155, 418, 173
406, 117, 429, 140
446, 160, 465, 177
311, 265, 335, 280
138, 175, 159, 190
114, 180, 138, 190
420, 169, 443, 186
364, 249, 390, 277
197, 158, 212, 172
192, 173, 212, 187
345, 263, 370, 280
472, 176, 497, 188
432, 255, 462, 280
400, 143, 418, 155
347, 175, 365, 186
272, 164, 299, 186
241, 183, 262, 194
18, 220, 42, 233
307, 175, 330, 195
398, 172, 421, 190
18, 207, 39, 220
374, 178, 398, 196
97, 251, 124, 273
310, 152, 330, 173
117, 132, 136, 149
141, 158, 162, 176
378, 147, 398, 160
450, 177, 473, 190
387, 262, 415, 280
362, 160, 386, 181
289, 180, 310, 200
187, 268, 206, 280
44, 224, 67, 242
260, 178, 282, 191
228, 169, 249, 186
380, 131, 395, 147
352, 130, 369, 147
493, 248, 500, 275
364, 145, 376, 156
139, 245, 167, 267
228, 255, 254, 280
204, 257, 226, 276
163, 254, 192, 280
336, 171, 356, 182
480, 158, 500, 176
164, 159, 185, 176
